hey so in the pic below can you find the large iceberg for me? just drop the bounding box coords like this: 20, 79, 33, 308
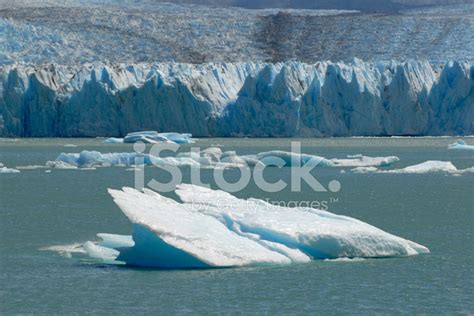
70, 185, 429, 268
0, 60, 472, 138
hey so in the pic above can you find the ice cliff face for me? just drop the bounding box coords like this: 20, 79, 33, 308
0, 60, 472, 137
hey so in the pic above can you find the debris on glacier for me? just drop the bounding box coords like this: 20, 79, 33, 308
53, 185, 429, 268
448, 140, 474, 151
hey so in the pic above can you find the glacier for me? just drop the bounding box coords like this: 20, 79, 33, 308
1, 1, 473, 65
65, 185, 429, 268
0, 60, 472, 138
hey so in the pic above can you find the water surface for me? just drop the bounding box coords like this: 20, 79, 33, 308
0, 137, 473, 314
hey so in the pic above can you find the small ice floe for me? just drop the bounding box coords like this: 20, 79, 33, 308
46, 161, 78, 169
64, 144, 78, 147
40, 243, 87, 258
331, 154, 400, 168
16, 165, 48, 170
0, 162, 20, 173
103, 131, 196, 145
448, 140, 474, 151
351, 161, 474, 175
59, 185, 429, 268
103, 137, 124, 144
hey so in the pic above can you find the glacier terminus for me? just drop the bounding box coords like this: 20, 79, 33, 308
0, 59, 472, 137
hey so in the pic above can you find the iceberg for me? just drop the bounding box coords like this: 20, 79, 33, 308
48, 150, 199, 169
351, 161, 474, 174
103, 137, 124, 144
123, 131, 173, 144
103, 132, 196, 144
256, 151, 334, 167
68, 185, 429, 268
47, 148, 401, 170
448, 140, 474, 151
330, 154, 400, 168
0, 163, 20, 173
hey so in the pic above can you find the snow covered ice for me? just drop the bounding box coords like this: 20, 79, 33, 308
66, 185, 429, 268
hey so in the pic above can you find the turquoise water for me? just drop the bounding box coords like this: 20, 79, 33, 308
0, 137, 473, 314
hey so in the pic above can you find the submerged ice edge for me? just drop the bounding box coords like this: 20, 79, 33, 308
48, 185, 430, 269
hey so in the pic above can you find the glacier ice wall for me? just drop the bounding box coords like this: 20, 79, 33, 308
0, 60, 472, 137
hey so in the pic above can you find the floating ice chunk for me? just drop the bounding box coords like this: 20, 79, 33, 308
256, 151, 334, 167
159, 133, 196, 144
351, 166, 379, 173
331, 154, 400, 167
40, 243, 87, 258
351, 161, 473, 174
46, 160, 79, 169
16, 165, 48, 170
48, 148, 244, 170
48, 150, 187, 168
64, 144, 78, 147
97, 233, 135, 249
108, 188, 290, 268
77, 186, 429, 268
123, 131, 171, 144
83, 242, 123, 264
394, 161, 458, 173
123, 131, 195, 144
103, 137, 124, 144
0, 165, 20, 173
176, 185, 429, 260
448, 140, 474, 151
254, 151, 398, 168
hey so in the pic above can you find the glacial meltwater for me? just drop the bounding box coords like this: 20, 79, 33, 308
0, 137, 472, 314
